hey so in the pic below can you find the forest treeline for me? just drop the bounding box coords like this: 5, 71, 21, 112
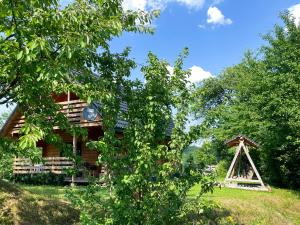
193, 13, 300, 188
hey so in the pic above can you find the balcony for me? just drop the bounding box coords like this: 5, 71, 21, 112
11, 99, 102, 134
13, 157, 73, 174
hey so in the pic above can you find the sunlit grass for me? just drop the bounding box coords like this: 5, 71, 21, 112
20, 184, 81, 200
189, 184, 300, 225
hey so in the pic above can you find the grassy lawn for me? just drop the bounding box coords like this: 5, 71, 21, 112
1, 179, 300, 225
0, 180, 80, 225
189, 184, 300, 225
20, 185, 71, 200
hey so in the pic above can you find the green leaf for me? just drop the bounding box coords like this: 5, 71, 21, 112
80, 39, 86, 48
25, 55, 31, 62
87, 96, 92, 104
25, 47, 29, 54
16, 51, 23, 60
67, 46, 72, 59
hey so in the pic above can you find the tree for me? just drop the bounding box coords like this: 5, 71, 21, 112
0, 112, 14, 179
193, 13, 300, 188
1, 1, 212, 223
0, 0, 158, 151
67, 50, 213, 224
183, 143, 216, 171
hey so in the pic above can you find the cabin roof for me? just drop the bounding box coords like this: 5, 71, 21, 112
0, 106, 19, 137
225, 135, 258, 148
92, 101, 174, 136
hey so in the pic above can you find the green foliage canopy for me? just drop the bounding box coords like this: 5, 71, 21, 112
0, 0, 157, 149
0, 1, 212, 224
68, 50, 213, 225
193, 13, 300, 188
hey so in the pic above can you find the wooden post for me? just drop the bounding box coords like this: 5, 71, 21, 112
243, 144, 266, 188
71, 134, 77, 186
225, 141, 243, 181
67, 91, 70, 117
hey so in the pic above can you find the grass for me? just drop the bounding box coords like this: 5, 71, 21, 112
20, 184, 79, 200
0, 180, 80, 225
189, 184, 300, 225
1, 179, 300, 225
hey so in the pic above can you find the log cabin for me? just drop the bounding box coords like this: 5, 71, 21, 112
0, 92, 174, 183
0, 92, 108, 183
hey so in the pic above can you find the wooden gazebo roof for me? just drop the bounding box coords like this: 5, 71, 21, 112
225, 135, 258, 148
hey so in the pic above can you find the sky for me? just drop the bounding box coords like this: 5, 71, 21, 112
1, 0, 300, 115
114, 0, 300, 81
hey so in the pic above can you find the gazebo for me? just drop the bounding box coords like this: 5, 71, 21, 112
224, 135, 268, 191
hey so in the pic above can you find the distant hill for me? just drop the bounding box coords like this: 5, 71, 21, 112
182, 145, 199, 166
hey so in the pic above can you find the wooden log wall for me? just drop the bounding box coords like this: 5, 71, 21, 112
8, 99, 102, 135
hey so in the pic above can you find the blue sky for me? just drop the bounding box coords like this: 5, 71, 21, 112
114, 0, 300, 81
1, 0, 300, 115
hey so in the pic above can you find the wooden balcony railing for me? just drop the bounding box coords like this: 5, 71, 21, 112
13, 157, 73, 174
11, 99, 102, 134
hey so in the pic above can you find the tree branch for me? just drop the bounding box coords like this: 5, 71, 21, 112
0, 33, 16, 44
0, 72, 20, 99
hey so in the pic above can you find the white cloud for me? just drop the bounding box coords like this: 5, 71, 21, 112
198, 24, 206, 29
147, 0, 168, 11
207, 6, 232, 25
289, 4, 300, 27
122, 0, 206, 11
167, 65, 212, 83
211, 0, 223, 5
189, 65, 212, 83
122, 0, 147, 11
176, 0, 205, 9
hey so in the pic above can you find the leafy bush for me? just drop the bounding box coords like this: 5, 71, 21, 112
0, 113, 14, 180
66, 183, 108, 225
178, 199, 238, 225
13, 173, 66, 185
67, 51, 214, 224
0, 153, 13, 180
215, 160, 229, 180
183, 143, 217, 171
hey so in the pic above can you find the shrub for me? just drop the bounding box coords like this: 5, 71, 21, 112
13, 173, 66, 185
0, 153, 13, 180
216, 160, 230, 180
177, 199, 238, 225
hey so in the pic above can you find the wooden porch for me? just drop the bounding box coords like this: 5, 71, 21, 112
13, 157, 105, 183
13, 157, 74, 174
